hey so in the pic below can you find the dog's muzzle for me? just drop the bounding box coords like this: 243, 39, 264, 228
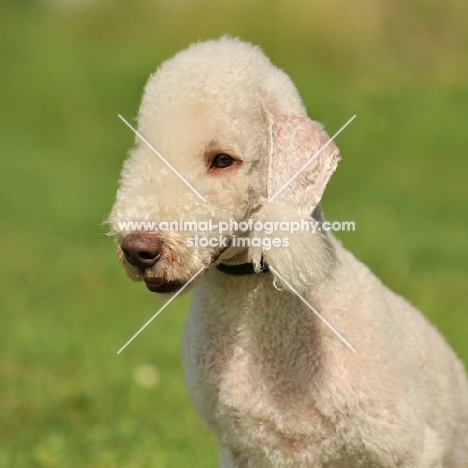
120, 232, 233, 293
121, 232, 184, 293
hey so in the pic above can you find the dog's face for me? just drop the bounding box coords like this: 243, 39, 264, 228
107, 37, 340, 295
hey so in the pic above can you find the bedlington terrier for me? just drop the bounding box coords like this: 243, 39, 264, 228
108, 37, 468, 467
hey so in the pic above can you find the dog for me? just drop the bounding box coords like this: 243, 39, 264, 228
108, 37, 468, 467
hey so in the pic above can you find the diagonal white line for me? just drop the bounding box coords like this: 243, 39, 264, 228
118, 114, 207, 203
117, 266, 206, 354
268, 115, 356, 203
268, 266, 357, 353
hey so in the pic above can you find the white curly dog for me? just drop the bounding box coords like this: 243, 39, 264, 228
108, 37, 468, 467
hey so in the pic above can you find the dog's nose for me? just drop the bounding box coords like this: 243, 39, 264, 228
121, 233, 162, 269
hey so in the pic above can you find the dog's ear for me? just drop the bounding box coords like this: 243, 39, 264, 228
247, 110, 341, 293
265, 111, 340, 214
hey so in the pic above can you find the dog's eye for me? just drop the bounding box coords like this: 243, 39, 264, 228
211, 154, 235, 169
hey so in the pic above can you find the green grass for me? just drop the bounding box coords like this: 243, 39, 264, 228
0, 1, 467, 466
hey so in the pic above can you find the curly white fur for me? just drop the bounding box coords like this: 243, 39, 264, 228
108, 37, 468, 467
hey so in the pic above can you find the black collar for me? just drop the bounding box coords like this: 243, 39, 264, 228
216, 259, 269, 276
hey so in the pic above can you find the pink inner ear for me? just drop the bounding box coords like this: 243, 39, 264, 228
268, 113, 340, 214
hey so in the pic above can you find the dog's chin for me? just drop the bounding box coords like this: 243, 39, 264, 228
141, 273, 206, 296
123, 264, 196, 295
144, 279, 186, 294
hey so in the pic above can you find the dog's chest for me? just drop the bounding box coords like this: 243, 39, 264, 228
183, 280, 333, 453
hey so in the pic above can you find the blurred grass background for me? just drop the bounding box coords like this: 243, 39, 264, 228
0, 0, 467, 466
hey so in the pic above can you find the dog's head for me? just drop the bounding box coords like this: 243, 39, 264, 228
107, 37, 340, 295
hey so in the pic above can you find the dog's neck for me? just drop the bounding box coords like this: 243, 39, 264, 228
188, 269, 324, 396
